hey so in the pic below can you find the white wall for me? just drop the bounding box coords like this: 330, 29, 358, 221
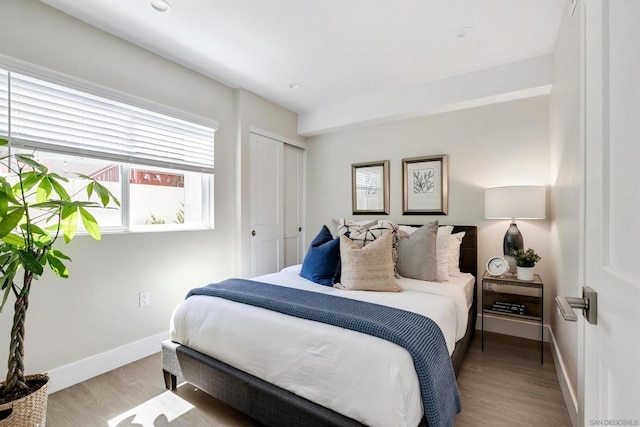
0, 0, 298, 387
306, 96, 553, 328
549, 1, 582, 422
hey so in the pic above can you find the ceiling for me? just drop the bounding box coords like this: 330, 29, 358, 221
39, 0, 566, 135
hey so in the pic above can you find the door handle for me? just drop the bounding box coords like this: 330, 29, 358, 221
251, 230, 256, 236
555, 286, 597, 325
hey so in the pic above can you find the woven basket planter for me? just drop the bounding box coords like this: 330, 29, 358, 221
0, 374, 49, 427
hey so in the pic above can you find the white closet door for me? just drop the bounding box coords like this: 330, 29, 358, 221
283, 144, 304, 267
249, 133, 284, 277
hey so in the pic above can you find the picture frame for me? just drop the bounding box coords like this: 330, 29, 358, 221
351, 160, 389, 215
402, 154, 448, 215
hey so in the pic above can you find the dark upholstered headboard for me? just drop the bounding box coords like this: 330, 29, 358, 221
451, 225, 477, 282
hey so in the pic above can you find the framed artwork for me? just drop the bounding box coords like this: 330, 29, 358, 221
402, 154, 448, 215
351, 160, 389, 215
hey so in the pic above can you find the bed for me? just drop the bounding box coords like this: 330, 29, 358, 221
162, 225, 477, 427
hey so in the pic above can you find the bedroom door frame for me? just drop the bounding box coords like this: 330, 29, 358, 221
249, 128, 306, 277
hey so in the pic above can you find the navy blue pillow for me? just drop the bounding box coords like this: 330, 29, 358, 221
300, 225, 340, 285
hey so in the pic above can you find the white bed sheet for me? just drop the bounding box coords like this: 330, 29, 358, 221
170, 266, 474, 427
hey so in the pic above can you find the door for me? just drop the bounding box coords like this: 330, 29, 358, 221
249, 132, 284, 277
581, 0, 640, 423
283, 144, 304, 267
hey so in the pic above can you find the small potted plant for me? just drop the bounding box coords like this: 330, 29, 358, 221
512, 248, 541, 281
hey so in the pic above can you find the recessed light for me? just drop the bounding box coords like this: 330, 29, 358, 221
151, 0, 171, 13
456, 27, 475, 38
289, 82, 301, 89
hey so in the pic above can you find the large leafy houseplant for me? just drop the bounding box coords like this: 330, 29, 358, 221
0, 138, 119, 405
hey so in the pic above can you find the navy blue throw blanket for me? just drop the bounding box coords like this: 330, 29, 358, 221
187, 278, 461, 427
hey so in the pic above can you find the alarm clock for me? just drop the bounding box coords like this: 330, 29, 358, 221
486, 256, 508, 276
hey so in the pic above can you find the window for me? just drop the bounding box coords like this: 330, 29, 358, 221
0, 65, 216, 232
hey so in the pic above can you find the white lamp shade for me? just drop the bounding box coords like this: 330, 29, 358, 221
485, 186, 546, 219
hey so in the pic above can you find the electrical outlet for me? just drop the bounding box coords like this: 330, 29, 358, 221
139, 291, 150, 307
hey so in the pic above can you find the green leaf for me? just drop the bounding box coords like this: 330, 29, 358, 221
0, 138, 8, 146
66, 201, 100, 208
46, 173, 69, 183
18, 250, 44, 276
90, 181, 120, 207
36, 176, 53, 203
2, 233, 25, 247
92, 183, 110, 207
86, 182, 94, 200
30, 201, 66, 209
15, 154, 48, 173
50, 249, 71, 261
46, 253, 69, 278
0, 192, 7, 216
14, 171, 42, 194
21, 223, 48, 236
79, 207, 101, 240
2, 181, 19, 205
0, 275, 14, 313
0, 208, 24, 238
61, 205, 76, 219
48, 177, 70, 201
60, 207, 78, 243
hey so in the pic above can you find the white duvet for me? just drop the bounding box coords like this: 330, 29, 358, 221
170, 265, 473, 427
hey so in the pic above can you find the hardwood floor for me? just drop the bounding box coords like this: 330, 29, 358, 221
47, 332, 571, 426
455, 332, 571, 427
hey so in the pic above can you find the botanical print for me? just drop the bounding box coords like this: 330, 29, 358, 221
402, 154, 448, 215
413, 168, 434, 194
364, 172, 378, 195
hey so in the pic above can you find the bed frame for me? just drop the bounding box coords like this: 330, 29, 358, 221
162, 225, 477, 427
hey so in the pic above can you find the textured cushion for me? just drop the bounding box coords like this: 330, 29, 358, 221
335, 218, 377, 236
335, 232, 400, 292
447, 231, 466, 277
396, 221, 438, 281
342, 220, 400, 278
436, 226, 454, 282
300, 225, 340, 285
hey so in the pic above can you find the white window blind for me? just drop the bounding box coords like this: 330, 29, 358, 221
0, 70, 8, 139
7, 72, 215, 174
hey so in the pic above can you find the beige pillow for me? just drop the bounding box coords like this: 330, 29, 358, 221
335, 232, 401, 292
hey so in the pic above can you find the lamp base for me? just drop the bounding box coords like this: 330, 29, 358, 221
503, 222, 524, 274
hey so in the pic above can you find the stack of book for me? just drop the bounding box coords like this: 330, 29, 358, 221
491, 301, 526, 315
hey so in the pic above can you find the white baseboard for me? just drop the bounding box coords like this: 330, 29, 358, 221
47, 332, 169, 393
548, 328, 579, 427
476, 313, 550, 342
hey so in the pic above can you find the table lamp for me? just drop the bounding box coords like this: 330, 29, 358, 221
485, 186, 546, 273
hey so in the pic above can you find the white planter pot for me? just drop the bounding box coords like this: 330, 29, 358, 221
517, 266, 534, 281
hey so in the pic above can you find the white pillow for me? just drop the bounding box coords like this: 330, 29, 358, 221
447, 231, 466, 277
398, 225, 418, 237
436, 226, 454, 282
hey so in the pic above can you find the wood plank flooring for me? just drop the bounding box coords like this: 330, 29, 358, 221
46, 332, 571, 426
